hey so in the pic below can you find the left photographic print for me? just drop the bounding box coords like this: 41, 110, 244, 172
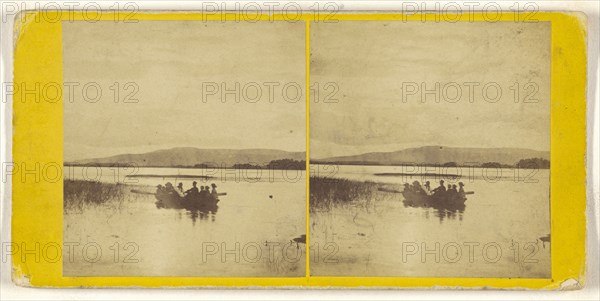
62, 21, 307, 277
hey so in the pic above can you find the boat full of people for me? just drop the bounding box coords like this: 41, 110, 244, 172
154, 181, 224, 210
401, 180, 471, 209
379, 180, 473, 210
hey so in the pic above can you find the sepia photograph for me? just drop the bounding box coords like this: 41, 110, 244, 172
4, 2, 593, 295
309, 21, 551, 278
62, 20, 307, 277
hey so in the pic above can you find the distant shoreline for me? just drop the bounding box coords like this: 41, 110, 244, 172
64, 162, 549, 170
64, 158, 306, 170
310, 159, 550, 170
63, 163, 306, 170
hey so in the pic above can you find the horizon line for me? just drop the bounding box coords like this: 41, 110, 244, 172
67, 145, 549, 163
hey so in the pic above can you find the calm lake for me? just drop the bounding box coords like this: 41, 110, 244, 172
63, 164, 550, 278
63, 166, 306, 277
310, 164, 551, 278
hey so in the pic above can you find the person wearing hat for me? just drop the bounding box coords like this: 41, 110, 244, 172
177, 182, 184, 193
185, 181, 199, 196
458, 182, 465, 196
210, 183, 218, 197
164, 182, 177, 196
198, 186, 209, 198
424, 181, 431, 193
432, 179, 446, 194
412, 180, 425, 195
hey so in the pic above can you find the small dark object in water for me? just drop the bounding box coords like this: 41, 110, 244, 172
269, 195, 273, 199
539, 234, 551, 248
290, 234, 306, 249
357, 232, 366, 236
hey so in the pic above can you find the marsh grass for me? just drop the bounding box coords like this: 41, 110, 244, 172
310, 176, 386, 212
64, 179, 126, 212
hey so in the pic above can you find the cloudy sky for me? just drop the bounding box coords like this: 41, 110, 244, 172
310, 21, 550, 159
63, 21, 306, 161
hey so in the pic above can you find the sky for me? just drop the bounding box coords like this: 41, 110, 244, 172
63, 21, 306, 161
309, 21, 551, 159
63, 20, 551, 161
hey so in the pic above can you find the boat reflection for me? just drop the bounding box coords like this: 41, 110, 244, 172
184, 205, 219, 225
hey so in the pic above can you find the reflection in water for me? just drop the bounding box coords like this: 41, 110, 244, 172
404, 200, 466, 223
156, 198, 219, 225
431, 207, 464, 222
186, 204, 218, 225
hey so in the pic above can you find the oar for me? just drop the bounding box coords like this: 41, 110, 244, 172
130, 189, 156, 195
132, 189, 227, 197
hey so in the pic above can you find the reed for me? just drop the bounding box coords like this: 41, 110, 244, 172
309, 176, 380, 212
64, 179, 125, 211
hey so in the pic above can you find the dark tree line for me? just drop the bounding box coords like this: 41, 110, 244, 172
515, 158, 550, 169
438, 158, 550, 169
229, 159, 306, 170
266, 159, 306, 170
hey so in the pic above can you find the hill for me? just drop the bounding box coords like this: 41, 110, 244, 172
314, 146, 549, 167
67, 147, 306, 168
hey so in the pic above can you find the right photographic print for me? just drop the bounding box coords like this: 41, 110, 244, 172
309, 21, 551, 278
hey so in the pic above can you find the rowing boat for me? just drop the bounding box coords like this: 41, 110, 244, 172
378, 187, 472, 210
131, 189, 226, 211
155, 191, 223, 210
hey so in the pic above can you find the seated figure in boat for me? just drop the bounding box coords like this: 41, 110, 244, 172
432, 180, 446, 195
154, 185, 168, 206
200, 186, 208, 199
412, 181, 426, 195
458, 182, 465, 197
185, 181, 199, 196
156, 184, 165, 195
164, 182, 177, 195
423, 181, 431, 193
447, 184, 458, 198
210, 183, 218, 197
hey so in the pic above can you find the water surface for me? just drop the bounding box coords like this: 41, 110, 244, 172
64, 166, 306, 277
310, 164, 551, 278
